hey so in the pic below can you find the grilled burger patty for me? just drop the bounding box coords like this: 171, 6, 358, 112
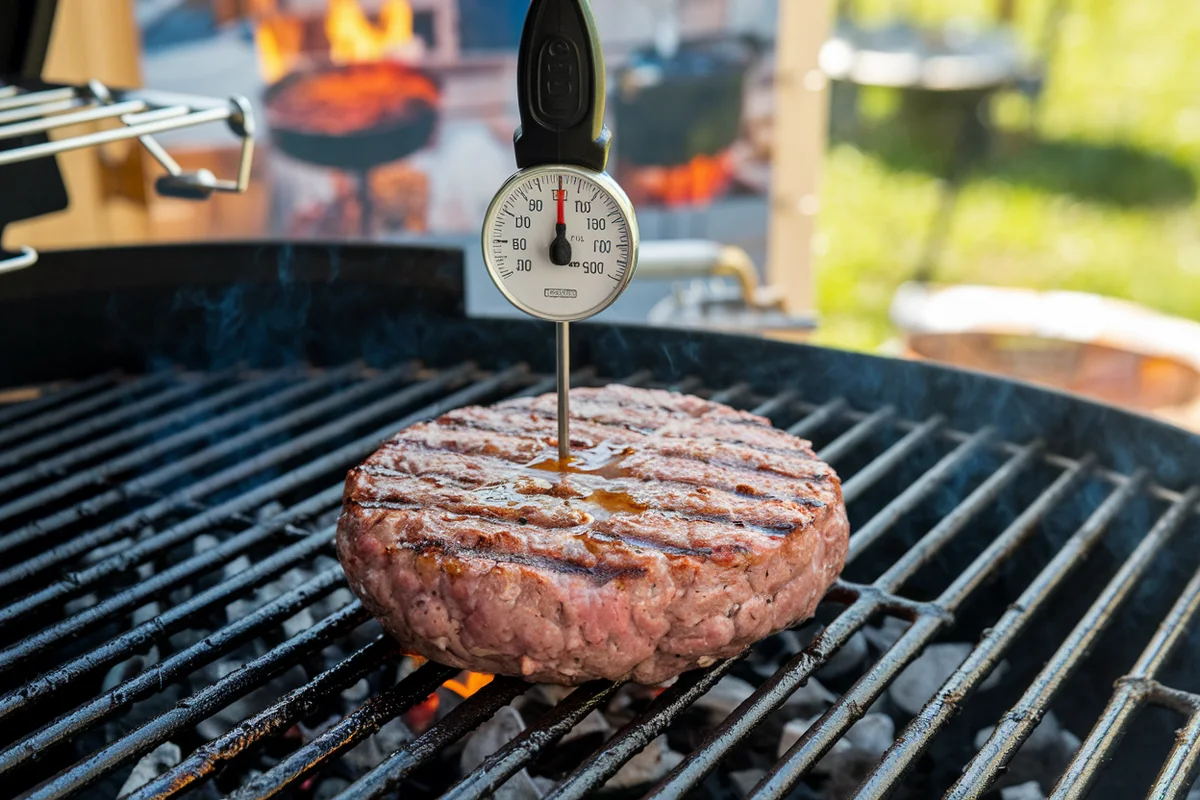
336, 384, 849, 685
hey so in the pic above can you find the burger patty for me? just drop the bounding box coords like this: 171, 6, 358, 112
336, 384, 849, 685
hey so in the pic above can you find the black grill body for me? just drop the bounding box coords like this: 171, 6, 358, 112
0, 243, 1198, 800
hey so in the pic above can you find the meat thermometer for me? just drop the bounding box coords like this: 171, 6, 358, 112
482, 0, 639, 462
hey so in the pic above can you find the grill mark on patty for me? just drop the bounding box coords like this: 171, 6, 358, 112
347, 496, 792, 548
356, 461, 823, 524
390, 427, 831, 488
393, 536, 647, 584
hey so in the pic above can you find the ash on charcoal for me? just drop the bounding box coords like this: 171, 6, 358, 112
194, 533, 221, 554
256, 501, 285, 522
84, 536, 134, 565
117, 742, 181, 799
64, 592, 98, 615
696, 675, 755, 719
341, 678, 371, 705
776, 713, 895, 800
781, 678, 837, 719
315, 777, 352, 800
194, 664, 309, 740
730, 768, 766, 795
132, 601, 161, 627
818, 631, 868, 680
461, 706, 543, 800
223, 554, 252, 579
891, 644, 1005, 716
283, 607, 316, 638
863, 617, 909, 653
345, 716, 413, 773
603, 735, 684, 790
1000, 781, 1046, 800
533, 776, 558, 795
103, 648, 159, 692
298, 713, 341, 743
561, 709, 613, 745
972, 711, 1080, 792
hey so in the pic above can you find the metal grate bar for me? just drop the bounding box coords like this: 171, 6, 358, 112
442, 680, 622, 800
0, 372, 281, 498
949, 488, 1200, 798
0, 363, 411, 559
0, 492, 338, 672
816, 406, 894, 465
0, 364, 464, 603
22, 602, 371, 800
0, 520, 338, 721
0, 374, 116, 429
1050, 555, 1200, 799
544, 658, 740, 800
649, 454, 1090, 799
845, 426, 994, 560
0, 98, 146, 139
856, 471, 1146, 799
336, 678, 530, 800
0, 567, 345, 776
0, 372, 173, 450
0, 96, 82, 124
0, 86, 75, 111
873, 442, 1043, 590
749, 390, 797, 420
0, 373, 229, 471
707, 382, 750, 405
1146, 708, 1200, 800
230, 661, 461, 800
841, 414, 944, 504
123, 637, 406, 800
786, 398, 847, 439
0, 368, 349, 527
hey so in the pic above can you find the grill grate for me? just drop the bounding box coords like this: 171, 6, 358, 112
0, 361, 1197, 800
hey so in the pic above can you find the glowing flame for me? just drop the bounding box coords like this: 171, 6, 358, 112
326, 0, 414, 65
629, 151, 735, 207
443, 671, 494, 698
254, 16, 303, 84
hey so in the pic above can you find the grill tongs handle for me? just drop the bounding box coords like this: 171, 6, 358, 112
513, 0, 610, 173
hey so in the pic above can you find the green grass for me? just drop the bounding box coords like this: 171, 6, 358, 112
811, 0, 1200, 351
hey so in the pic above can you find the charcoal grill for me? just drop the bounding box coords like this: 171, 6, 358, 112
1, 242, 1199, 800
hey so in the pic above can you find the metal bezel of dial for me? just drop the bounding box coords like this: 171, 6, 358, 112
482, 162, 640, 323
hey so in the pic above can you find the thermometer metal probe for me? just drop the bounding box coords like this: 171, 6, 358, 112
481, 0, 640, 462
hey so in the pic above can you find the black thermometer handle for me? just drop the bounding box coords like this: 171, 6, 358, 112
514, 0, 610, 173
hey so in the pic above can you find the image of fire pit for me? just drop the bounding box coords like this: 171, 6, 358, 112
265, 60, 441, 234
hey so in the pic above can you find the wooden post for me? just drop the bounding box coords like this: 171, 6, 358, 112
766, 0, 832, 317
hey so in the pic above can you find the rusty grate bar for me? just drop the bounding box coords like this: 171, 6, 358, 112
0, 567, 347, 777
23, 602, 372, 800
650, 454, 1093, 799
855, 469, 1148, 799
0, 373, 116, 428
229, 661, 462, 800
0, 367, 350, 526
0, 371, 283, 498
0, 518, 339, 722
122, 637, 409, 800
0, 372, 174, 450
1051, 551, 1200, 799
0, 364, 498, 620
949, 488, 1200, 798
335, 678, 531, 800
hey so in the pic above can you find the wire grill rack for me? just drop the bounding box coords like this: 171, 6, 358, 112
0, 362, 1196, 799
0, 78, 253, 274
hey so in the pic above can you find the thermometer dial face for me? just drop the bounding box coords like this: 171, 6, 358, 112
482, 164, 639, 322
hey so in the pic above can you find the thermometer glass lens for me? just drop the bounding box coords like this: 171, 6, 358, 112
484, 166, 637, 321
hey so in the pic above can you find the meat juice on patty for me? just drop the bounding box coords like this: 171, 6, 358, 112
336, 385, 850, 685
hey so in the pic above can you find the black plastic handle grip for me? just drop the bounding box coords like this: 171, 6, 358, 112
513, 0, 611, 172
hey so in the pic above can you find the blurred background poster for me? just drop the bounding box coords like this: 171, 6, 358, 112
136, 0, 780, 261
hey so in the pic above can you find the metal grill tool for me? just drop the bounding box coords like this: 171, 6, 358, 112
0, 357, 1197, 799
0, 78, 254, 273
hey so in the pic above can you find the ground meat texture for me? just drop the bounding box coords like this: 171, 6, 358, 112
336, 384, 850, 685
